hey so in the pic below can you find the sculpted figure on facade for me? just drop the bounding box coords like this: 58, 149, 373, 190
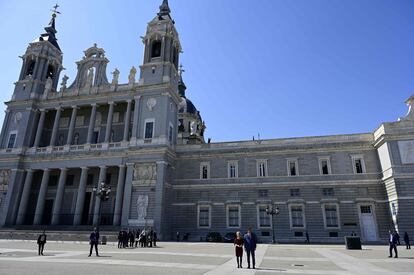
136, 195, 149, 221
85, 67, 94, 88
60, 75, 69, 92
190, 121, 197, 135
111, 68, 120, 85
128, 66, 137, 85
43, 77, 53, 98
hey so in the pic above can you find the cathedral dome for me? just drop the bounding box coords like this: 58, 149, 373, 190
179, 96, 197, 114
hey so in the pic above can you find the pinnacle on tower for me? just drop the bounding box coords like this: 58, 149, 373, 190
38, 4, 61, 50
159, 0, 171, 16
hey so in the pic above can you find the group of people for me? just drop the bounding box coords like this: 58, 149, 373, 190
233, 227, 258, 269
389, 230, 411, 258
118, 228, 157, 249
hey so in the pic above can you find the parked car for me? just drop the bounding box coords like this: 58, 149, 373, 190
206, 232, 222, 242
223, 232, 237, 243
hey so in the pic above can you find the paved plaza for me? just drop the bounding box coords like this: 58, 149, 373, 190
0, 240, 413, 274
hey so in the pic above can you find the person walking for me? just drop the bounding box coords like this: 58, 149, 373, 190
305, 231, 310, 244
88, 227, 100, 257
395, 231, 401, 245
389, 230, 398, 258
244, 227, 257, 269
404, 232, 411, 249
234, 231, 244, 268
37, 230, 47, 256
176, 231, 180, 242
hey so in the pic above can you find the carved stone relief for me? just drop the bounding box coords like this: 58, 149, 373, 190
133, 163, 157, 185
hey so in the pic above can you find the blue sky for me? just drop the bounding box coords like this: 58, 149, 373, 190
0, 0, 413, 142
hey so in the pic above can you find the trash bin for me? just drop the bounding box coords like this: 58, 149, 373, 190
101, 236, 107, 245
345, 236, 361, 250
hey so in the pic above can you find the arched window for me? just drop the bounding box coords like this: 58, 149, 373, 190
47, 65, 55, 80
26, 60, 36, 76
151, 41, 162, 58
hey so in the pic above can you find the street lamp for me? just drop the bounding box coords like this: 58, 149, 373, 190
266, 205, 280, 244
93, 181, 111, 227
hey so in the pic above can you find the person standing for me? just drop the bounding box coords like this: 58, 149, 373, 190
128, 230, 135, 248
244, 227, 257, 269
37, 230, 47, 256
305, 231, 310, 244
389, 230, 398, 258
117, 230, 123, 249
153, 231, 157, 247
404, 232, 411, 249
135, 229, 140, 248
234, 231, 244, 268
176, 231, 180, 242
88, 227, 100, 257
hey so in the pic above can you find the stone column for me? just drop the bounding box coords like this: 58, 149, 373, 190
123, 100, 132, 142
33, 169, 50, 225
51, 168, 67, 225
0, 169, 24, 226
121, 163, 134, 226
104, 102, 115, 143
154, 161, 167, 239
16, 169, 35, 225
33, 109, 46, 147
0, 110, 11, 148
73, 167, 89, 225
86, 104, 97, 144
49, 107, 62, 146
93, 166, 107, 226
113, 165, 126, 225
66, 106, 78, 145
131, 96, 140, 141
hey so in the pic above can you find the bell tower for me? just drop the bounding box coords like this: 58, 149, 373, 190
12, 5, 63, 101
139, 0, 181, 88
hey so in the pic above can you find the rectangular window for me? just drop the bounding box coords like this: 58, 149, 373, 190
112, 112, 120, 123
355, 159, 363, 173
351, 155, 366, 174
258, 205, 271, 227
198, 205, 210, 227
87, 174, 94, 186
7, 132, 17, 149
200, 162, 210, 179
360, 205, 372, 214
49, 175, 59, 187
257, 160, 267, 177
287, 159, 298, 176
144, 121, 154, 139
66, 175, 75, 186
322, 188, 334, 197
324, 204, 339, 228
258, 189, 268, 197
227, 205, 240, 227
290, 188, 300, 197
319, 157, 331, 175
290, 205, 305, 228
228, 161, 238, 178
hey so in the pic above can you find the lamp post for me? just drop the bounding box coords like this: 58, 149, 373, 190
266, 205, 280, 244
93, 181, 111, 227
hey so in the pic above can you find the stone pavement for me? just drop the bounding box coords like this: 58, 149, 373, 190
0, 240, 413, 274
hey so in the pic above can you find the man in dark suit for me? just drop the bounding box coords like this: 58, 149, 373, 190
88, 227, 100, 257
37, 230, 47, 256
389, 230, 398, 258
244, 227, 258, 269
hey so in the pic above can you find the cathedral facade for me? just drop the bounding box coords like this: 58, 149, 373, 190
0, 1, 413, 242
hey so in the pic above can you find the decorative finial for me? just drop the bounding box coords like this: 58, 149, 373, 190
48, 3, 61, 30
